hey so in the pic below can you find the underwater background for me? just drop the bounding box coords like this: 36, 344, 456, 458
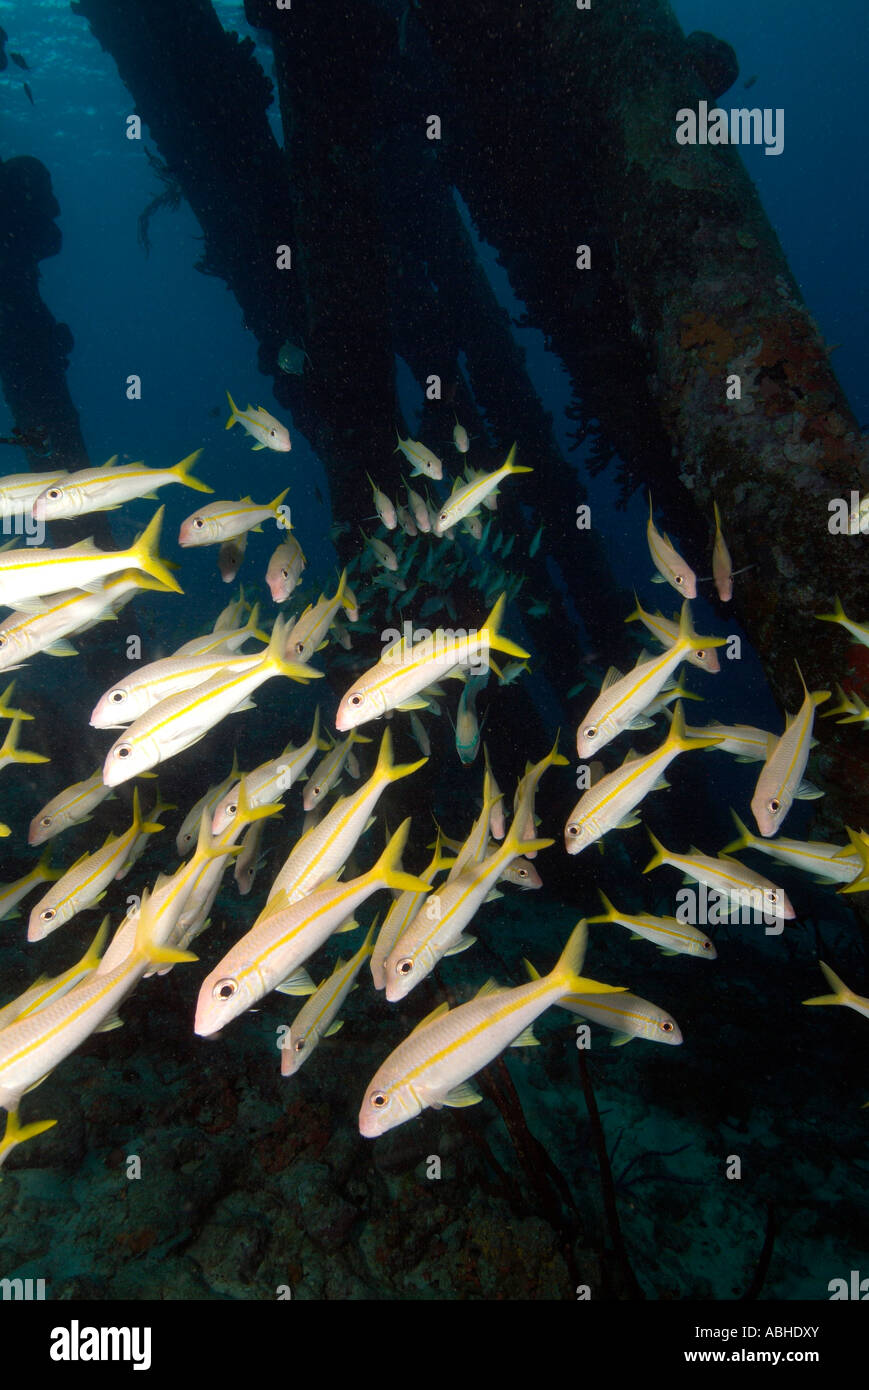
0, 0, 866, 1303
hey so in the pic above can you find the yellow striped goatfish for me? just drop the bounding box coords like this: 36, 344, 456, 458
643, 827, 795, 919
283, 570, 350, 664
576, 604, 724, 757
225, 391, 291, 452
383, 813, 552, 1003
558, 989, 682, 1046
178, 489, 289, 547
0, 919, 110, 1032
335, 593, 528, 730
433, 444, 531, 535
195, 819, 429, 1036
395, 432, 443, 480
815, 597, 869, 649
27, 788, 165, 941
0, 716, 49, 774
565, 704, 721, 854
31, 449, 212, 520
750, 664, 828, 837
280, 925, 375, 1076
302, 728, 371, 812
0, 570, 174, 671
211, 709, 326, 834
0, 848, 61, 923
360, 921, 624, 1136
587, 890, 716, 959
0, 892, 195, 1114
723, 810, 860, 885
647, 493, 697, 597
28, 767, 114, 845
90, 632, 268, 729
269, 727, 426, 905
624, 593, 721, 673
101, 616, 321, 786
0, 505, 181, 607
0, 469, 69, 519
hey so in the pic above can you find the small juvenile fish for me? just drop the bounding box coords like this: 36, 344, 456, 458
281, 926, 375, 1076
722, 809, 860, 885
803, 962, 869, 1019
405, 483, 431, 534
624, 593, 721, 673
265, 536, 307, 603
179, 489, 289, 547
0, 847, 61, 923
361, 531, 398, 572
452, 418, 469, 453
395, 433, 443, 480
647, 493, 697, 598
366, 474, 397, 530
711, 500, 733, 601
28, 767, 113, 845
587, 890, 716, 959
32, 450, 212, 520
225, 390, 291, 451
234, 817, 267, 896
750, 664, 829, 837
434, 445, 532, 536
28, 788, 164, 941
218, 533, 247, 583
558, 988, 682, 1046
360, 921, 623, 1136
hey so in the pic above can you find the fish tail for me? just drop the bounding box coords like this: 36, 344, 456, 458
374, 726, 427, 783
0, 1109, 57, 1168
502, 442, 533, 475
677, 601, 726, 652
266, 616, 324, 683
480, 592, 530, 661
503, 815, 554, 858
370, 817, 430, 894
551, 920, 626, 997
721, 808, 756, 854
623, 591, 644, 624
242, 601, 269, 644
79, 915, 112, 972
269, 486, 290, 515
35, 846, 63, 883
129, 506, 183, 595
713, 498, 723, 531
0, 716, 49, 765
225, 390, 239, 430
132, 890, 198, 967
815, 595, 846, 626
0, 681, 32, 720
802, 961, 858, 1008
587, 889, 618, 923
664, 701, 722, 754
172, 448, 213, 494
234, 778, 284, 830
643, 826, 669, 873
794, 660, 831, 709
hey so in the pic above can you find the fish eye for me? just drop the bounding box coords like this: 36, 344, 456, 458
370, 1090, 389, 1109
518, 867, 528, 878
47, 488, 62, 500
40, 908, 56, 922
396, 957, 414, 976
702, 940, 712, 951
675, 574, 684, 585
270, 429, 277, 438
661, 1020, 674, 1033
213, 978, 238, 1000
0, 636, 6, 648
584, 726, 597, 739
439, 511, 448, 522
567, 824, 580, 837
281, 568, 289, 579
294, 642, 305, 655
40, 815, 52, 827
115, 744, 133, 759
294, 1038, 305, 1052
311, 785, 321, 797
349, 693, 364, 707
696, 649, 706, 659
768, 798, 780, 813
109, 690, 126, 704
192, 517, 205, 530
227, 803, 237, 816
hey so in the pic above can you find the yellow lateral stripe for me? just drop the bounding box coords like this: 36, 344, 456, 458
3, 962, 136, 1068
51, 824, 137, 912
403, 978, 554, 1084
143, 661, 266, 740
247, 880, 365, 980
583, 748, 667, 818
413, 842, 512, 956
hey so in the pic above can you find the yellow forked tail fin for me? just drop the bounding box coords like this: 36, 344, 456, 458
0, 716, 48, 766
172, 448, 213, 494
480, 593, 530, 662
129, 506, 183, 595
549, 920, 626, 997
